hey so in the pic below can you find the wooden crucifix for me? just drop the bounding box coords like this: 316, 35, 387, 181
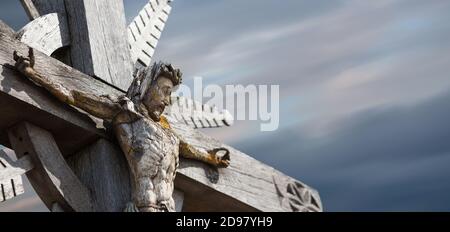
0, 0, 322, 212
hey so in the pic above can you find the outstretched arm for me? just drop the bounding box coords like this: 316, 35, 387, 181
14, 48, 121, 120
179, 139, 230, 168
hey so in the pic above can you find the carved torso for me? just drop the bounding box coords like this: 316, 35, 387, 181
112, 100, 179, 212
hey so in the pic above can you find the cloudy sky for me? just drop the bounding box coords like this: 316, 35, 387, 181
1, 0, 450, 211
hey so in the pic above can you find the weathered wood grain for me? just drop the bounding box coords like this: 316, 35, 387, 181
0, 21, 110, 155
51, 202, 64, 212
30, 0, 66, 16
173, 189, 184, 212
172, 121, 322, 212
0, 175, 23, 202
22, 1, 72, 65
64, 0, 134, 90
27, 0, 134, 89
8, 122, 93, 212
273, 175, 322, 212
67, 139, 131, 212
17, 13, 70, 56
0, 150, 33, 183
20, 0, 40, 20
1, 19, 112, 97
128, 0, 172, 68
175, 173, 258, 212
0, 150, 32, 202
165, 96, 234, 129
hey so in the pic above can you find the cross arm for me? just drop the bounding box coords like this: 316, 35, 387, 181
0, 20, 114, 155
171, 121, 322, 212
14, 49, 122, 121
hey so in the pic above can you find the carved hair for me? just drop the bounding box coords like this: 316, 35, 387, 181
126, 61, 182, 105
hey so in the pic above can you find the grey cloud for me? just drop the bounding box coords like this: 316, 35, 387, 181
152, 1, 343, 83
154, 0, 450, 83
154, 0, 450, 132
233, 89, 450, 211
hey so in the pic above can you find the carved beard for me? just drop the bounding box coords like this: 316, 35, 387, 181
150, 108, 161, 121
148, 104, 165, 122
143, 86, 166, 122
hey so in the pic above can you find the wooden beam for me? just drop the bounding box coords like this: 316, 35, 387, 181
0, 149, 33, 202
173, 189, 184, 212
8, 122, 93, 212
67, 139, 131, 212
64, 0, 134, 90
0, 150, 33, 182
17, 13, 70, 56
20, 0, 40, 20
0, 21, 14, 36
24, 0, 134, 89
172, 121, 322, 212
0, 21, 109, 156
30, 0, 66, 16
128, 0, 172, 68
22, 1, 72, 65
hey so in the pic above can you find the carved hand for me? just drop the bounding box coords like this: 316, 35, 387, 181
208, 148, 230, 168
13, 48, 35, 75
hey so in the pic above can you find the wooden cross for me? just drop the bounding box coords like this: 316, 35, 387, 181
0, 0, 322, 212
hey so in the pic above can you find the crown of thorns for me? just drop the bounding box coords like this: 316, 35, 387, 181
127, 62, 183, 103
153, 62, 182, 86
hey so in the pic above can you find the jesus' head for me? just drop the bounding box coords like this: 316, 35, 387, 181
127, 62, 182, 121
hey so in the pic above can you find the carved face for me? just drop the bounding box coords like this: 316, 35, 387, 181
143, 76, 174, 121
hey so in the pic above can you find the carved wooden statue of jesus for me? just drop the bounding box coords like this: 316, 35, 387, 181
13, 48, 230, 212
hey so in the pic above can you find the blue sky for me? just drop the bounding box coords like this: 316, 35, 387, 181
1, 0, 450, 211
